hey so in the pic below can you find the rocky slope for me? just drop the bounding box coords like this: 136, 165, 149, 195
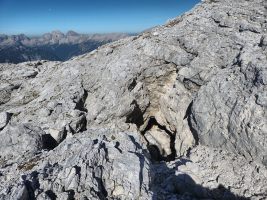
0, 31, 131, 63
0, 0, 267, 199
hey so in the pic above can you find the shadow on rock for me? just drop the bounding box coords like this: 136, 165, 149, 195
150, 160, 249, 200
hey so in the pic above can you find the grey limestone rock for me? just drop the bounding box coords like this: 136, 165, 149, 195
0, 124, 52, 166
0, 129, 151, 200
150, 145, 267, 200
0, 0, 267, 199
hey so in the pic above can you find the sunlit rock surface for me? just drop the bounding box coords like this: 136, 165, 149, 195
0, 0, 267, 199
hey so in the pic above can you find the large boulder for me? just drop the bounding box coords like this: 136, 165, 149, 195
0, 124, 54, 166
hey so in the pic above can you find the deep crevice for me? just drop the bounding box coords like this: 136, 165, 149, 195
74, 89, 88, 112
66, 189, 75, 200
128, 78, 137, 91
92, 166, 108, 200
142, 117, 176, 162
72, 115, 87, 133
125, 100, 144, 128
73, 165, 81, 180
185, 101, 199, 146
99, 142, 109, 162
45, 190, 57, 200
73, 89, 88, 132
23, 180, 35, 200
259, 36, 266, 48
42, 134, 58, 150
147, 145, 162, 162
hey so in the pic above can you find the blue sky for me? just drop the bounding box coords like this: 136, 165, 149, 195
0, 0, 200, 35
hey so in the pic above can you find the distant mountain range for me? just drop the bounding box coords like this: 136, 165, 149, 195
0, 31, 132, 63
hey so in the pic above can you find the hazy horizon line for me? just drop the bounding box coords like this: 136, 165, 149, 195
0, 30, 140, 37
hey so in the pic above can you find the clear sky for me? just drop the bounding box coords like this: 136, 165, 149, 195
0, 0, 200, 35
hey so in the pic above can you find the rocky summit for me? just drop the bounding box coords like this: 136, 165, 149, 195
0, 0, 267, 199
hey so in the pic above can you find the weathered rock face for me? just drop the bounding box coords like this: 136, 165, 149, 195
0, 129, 151, 200
0, 0, 267, 199
191, 50, 267, 165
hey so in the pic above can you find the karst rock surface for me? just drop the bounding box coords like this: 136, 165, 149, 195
0, 0, 267, 199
